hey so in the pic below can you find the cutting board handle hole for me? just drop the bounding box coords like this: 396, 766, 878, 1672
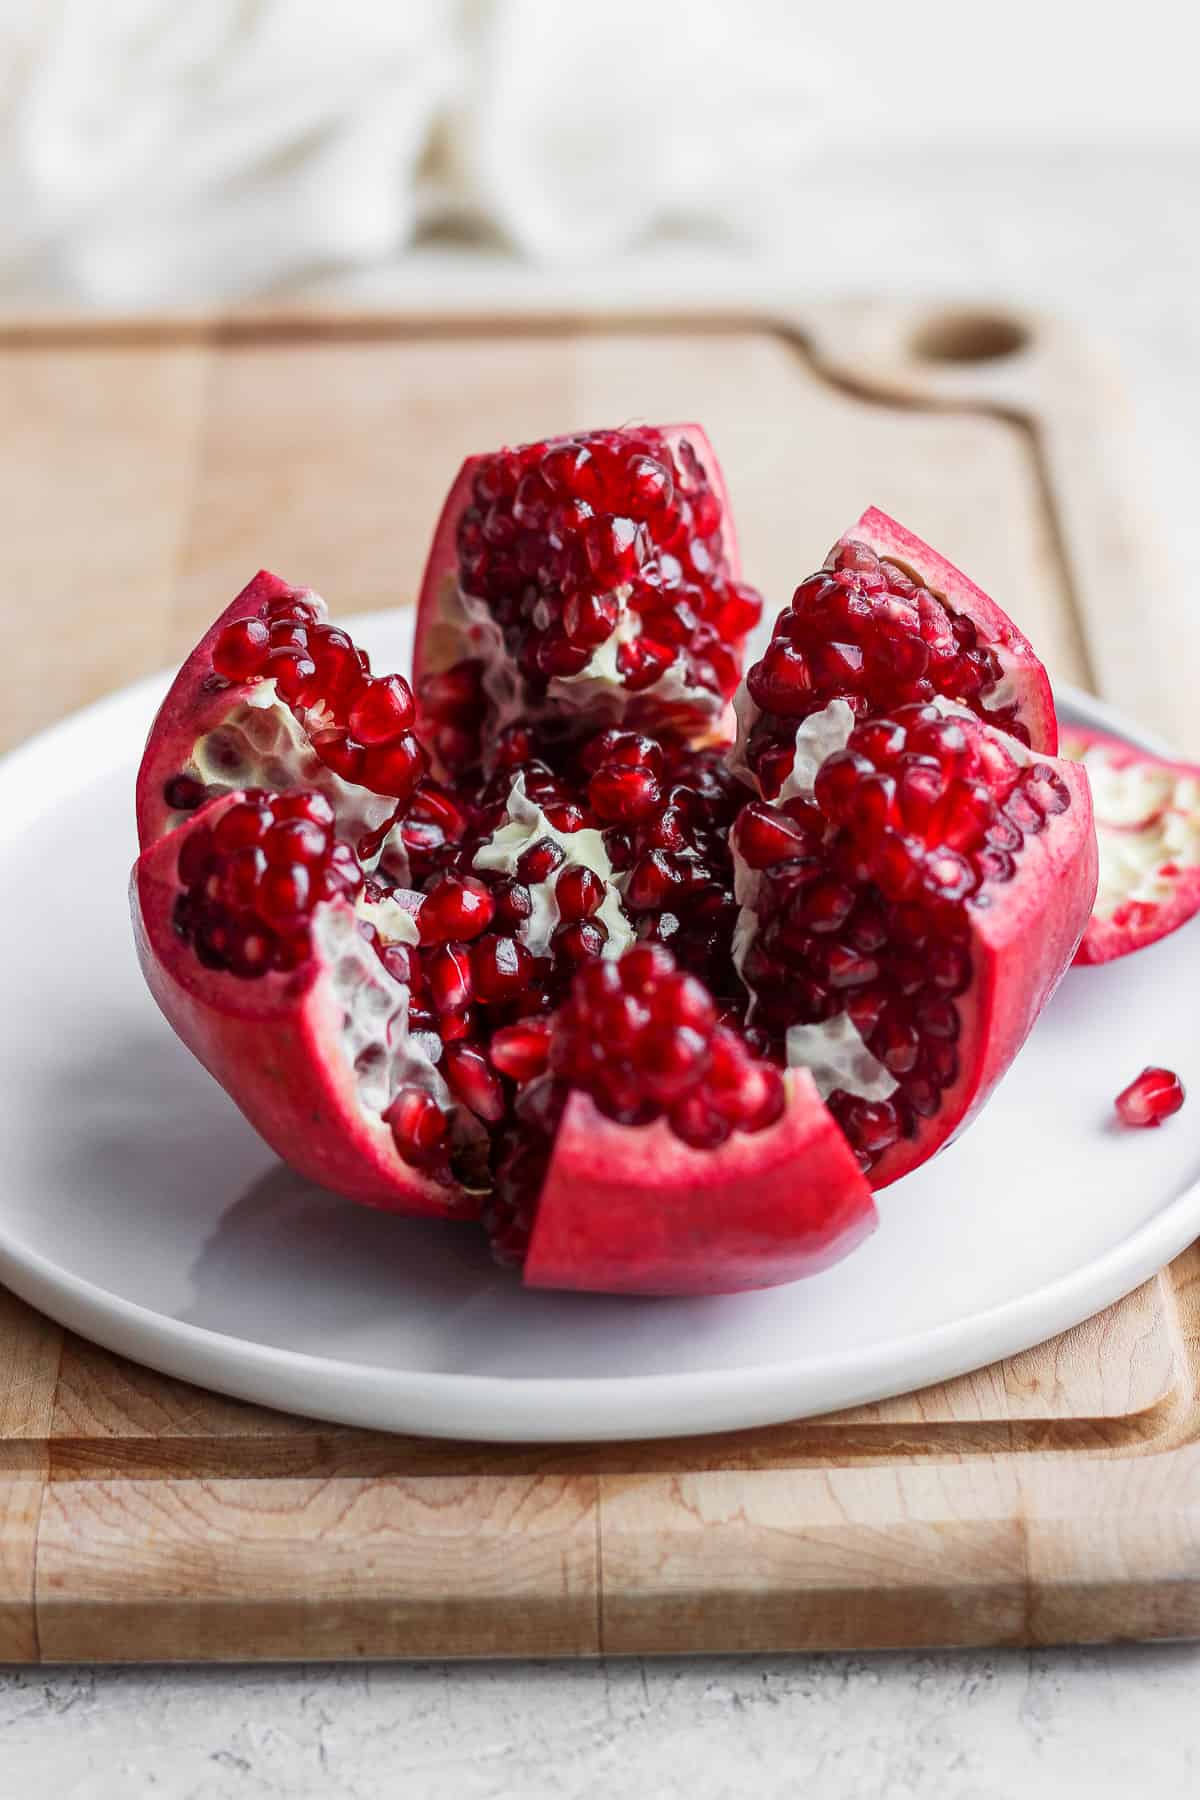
910, 311, 1031, 364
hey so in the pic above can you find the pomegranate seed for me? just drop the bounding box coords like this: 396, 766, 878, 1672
348, 675, 416, 745
213, 616, 270, 681
419, 875, 495, 945
552, 919, 607, 964
274, 791, 335, 827
442, 1043, 506, 1124
1115, 1067, 1185, 1128
470, 934, 534, 1002
257, 863, 311, 921
589, 764, 662, 824
164, 774, 207, 811
262, 817, 328, 867
358, 733, 427, 802
554, 864, 605, 920
516, 837, 565, 884
428, 942, 473, 1013
385, 1087, 448, 1167
490, 1018, 553, 1083
736, 803, 815, 870
213, 800, 274, 853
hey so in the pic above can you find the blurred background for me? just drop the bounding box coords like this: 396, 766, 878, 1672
2, 0, 1198, 569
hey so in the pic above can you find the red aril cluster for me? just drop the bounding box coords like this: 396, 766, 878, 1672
210, 587, 427, 803
172, 791, 362, 976
736, 705, 1077, 1171
420, 427, 762, 769
744, 539, 1030, 798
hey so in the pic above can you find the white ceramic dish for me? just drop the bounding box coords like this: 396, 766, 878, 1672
0, 613, 1196, 1442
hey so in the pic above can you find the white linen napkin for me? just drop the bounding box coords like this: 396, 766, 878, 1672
0, 0, 865, 304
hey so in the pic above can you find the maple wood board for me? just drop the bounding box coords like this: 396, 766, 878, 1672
1, 298, 1197, 1661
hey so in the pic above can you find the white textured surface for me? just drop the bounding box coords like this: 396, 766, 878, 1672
5, 138, 1200, 1795
1, 1650, 1199, 1797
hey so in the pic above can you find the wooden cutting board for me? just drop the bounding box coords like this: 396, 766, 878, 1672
1, 299, 1198, 1662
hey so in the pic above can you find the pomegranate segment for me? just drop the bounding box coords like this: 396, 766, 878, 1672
132, 792, 474, 1218
732, 704, 1097, 1185
1114, 1067, 1185, 1128
136, 570, 429, 870
738, 510, 1057, 801
1061, 727, 1200, 964
413, 424, 761, 771
522, 1072, 876, 1297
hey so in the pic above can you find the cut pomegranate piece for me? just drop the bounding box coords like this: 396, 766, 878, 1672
1114, 1067, 1185, 1128
413, 424, 761, 770
132, 790, 477, 1216
1060, 727, 1200, 964
731, 703, 1097, 1186
136, 570, 429, 874
737, 509, 1057, 800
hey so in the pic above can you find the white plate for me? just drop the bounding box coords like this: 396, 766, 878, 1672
0, 614, 1197, 1443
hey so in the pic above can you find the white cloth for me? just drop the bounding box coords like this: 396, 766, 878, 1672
0, 0, 863, 304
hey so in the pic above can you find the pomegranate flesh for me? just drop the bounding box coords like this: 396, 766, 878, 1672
134, 463, 1097, 1294
413, 424, 762, 772
731, 702, 1096, 1185
1061, 727, 1200, 964
737, 509, 1057, 801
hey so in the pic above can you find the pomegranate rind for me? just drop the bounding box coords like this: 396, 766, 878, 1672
136, 569, 298, 851
131, 803, 471, 1220
1061, 726, 1200, 965
843, 509, 1059, 754
870, 756, 1098, 1188
522, 1070, 876, 1296
412, 423, 742, 744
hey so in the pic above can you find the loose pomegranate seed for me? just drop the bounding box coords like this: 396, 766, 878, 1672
516, 837, 565, 884
1114, 1067, 1185, 1128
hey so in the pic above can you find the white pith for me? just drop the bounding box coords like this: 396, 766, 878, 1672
314, 904, 453, 1121
472, 771, 633, 960
1070, 739, 1200, 919
188, 685, 408, 875
785, 1015, 899, 1103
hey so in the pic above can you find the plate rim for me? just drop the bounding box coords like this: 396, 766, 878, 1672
0, 643, 1195, 1442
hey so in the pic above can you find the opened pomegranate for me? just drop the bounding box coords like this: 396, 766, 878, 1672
1060, 727, 1200, 964
413, 424, 762, 771
133, 436, 1099, 1295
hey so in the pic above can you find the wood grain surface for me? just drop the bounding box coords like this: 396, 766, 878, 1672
1, 299, 1197, 1660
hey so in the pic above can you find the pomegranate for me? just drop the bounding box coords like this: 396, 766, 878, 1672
413, 424, 762, 771
133, 445, 1098, 1296
1060, 727, 1200, 964
1114, 1067, 1185, 1128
